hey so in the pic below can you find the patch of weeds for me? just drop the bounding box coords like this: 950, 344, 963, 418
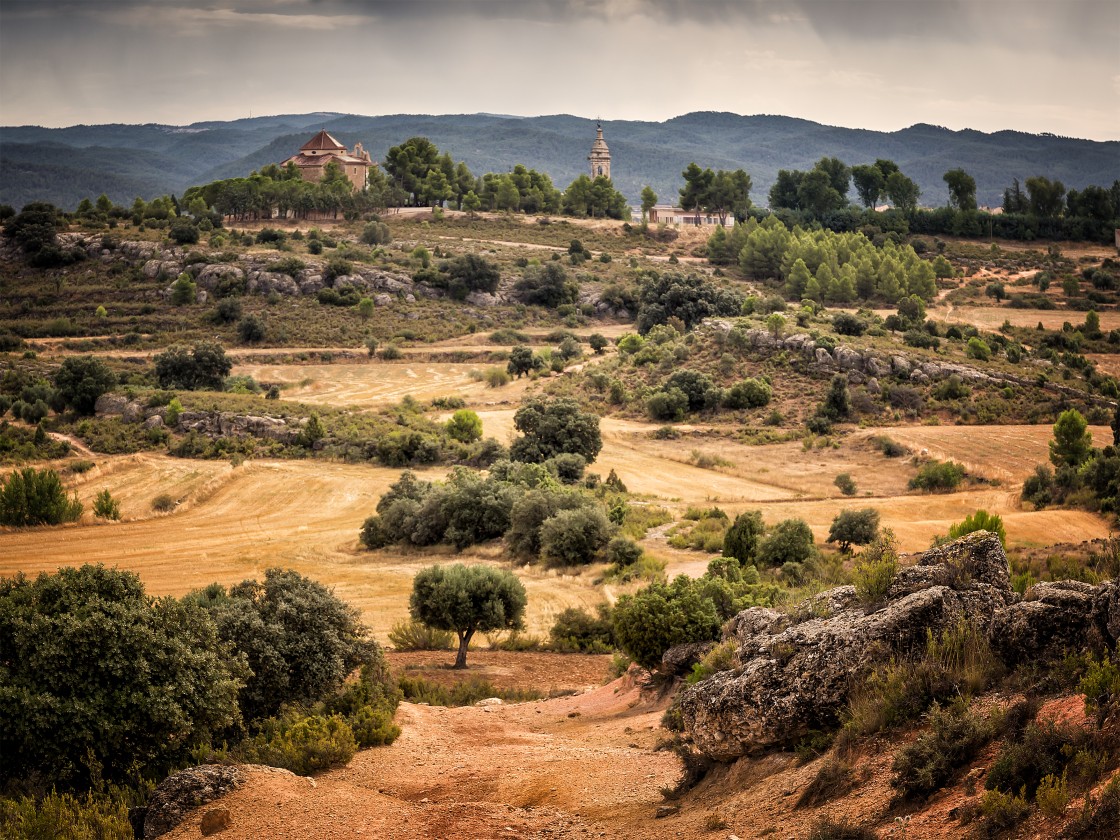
1061, 774, 1120, 839
685, 640, 739, 685
890, 700, 995, 801
397, 675, 541, 707
804, 816, 877, 840
796, 757, 857, 808
852, 529, 899, 606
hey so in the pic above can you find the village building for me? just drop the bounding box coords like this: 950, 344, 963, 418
642, 204, 732, 227
281, 130, 374, 191
588, 122, 611, 181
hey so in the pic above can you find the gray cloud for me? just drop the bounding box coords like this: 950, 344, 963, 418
0, 0, 1116, 138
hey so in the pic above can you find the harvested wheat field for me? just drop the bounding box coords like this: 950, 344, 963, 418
0, 455, 606, 640
234, 360, 535, 409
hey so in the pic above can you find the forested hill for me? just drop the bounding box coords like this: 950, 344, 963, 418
1, 111, 1116, 212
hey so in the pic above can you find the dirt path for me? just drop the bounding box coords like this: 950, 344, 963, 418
162, 671, 682, 840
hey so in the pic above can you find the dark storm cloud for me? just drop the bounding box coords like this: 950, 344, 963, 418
1, 0, 1116, 136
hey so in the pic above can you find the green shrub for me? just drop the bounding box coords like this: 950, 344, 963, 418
947, 509, 1007, 547
909, 460, 966, 492
237, 712, 356, 776
387, 619, 454, 651
397, 675, 541, 707
987, 720, 1096, 800
757, 518, 814, 567
151, 493, 176, 512
722, 377, 772, 409
685, 639, 739, 685
978, 788, 1030, 833
549, 606, 614, 653
0, 467, 83, 526
92, 488, 121, 521
890, 701, 994, 800
539, 506, 614, 567
1079, 654, 1120, 719
188, 568, 377, 722
834, 473, 857, 496
852, 529, 899, 604
1036, 772, 1070, 818
612, 575, 721, 669
0, 565, 244, 789
805, 817, 877, 840
0, 790, 133, 840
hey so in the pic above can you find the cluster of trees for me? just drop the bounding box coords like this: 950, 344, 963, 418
679, 164, 753, 226
0, 356, 117, 430
713, 216, 940, 304
767, 156, 920, 217
0, 565, 398, 792
2, 202, 88, 267
360, 399, 607, 561
1024, 407, 1120, 514
633, 271, 745, 334
361, 463, 621, 567
182, 160, 387, 223
644, 368, 772, 421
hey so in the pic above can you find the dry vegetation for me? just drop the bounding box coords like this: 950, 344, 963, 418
3, 210, 1120, 838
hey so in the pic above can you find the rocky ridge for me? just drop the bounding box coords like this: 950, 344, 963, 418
677, 531, 1120, 762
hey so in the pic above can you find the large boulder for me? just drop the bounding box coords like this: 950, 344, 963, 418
990, 580, 1116, 663
143, 765, 244, 839
677, 532, 1014, 761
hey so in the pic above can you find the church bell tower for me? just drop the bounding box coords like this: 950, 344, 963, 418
588, 121, 611, 181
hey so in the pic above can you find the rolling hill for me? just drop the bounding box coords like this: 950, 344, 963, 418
1, 111, 1116, 211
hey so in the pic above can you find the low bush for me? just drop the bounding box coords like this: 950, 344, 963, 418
151, 493, 176, 512
397, 675, 542, 706
805, 817, 877, 840
0, 791, 133, 839
549, 606, 614, 653
890, 701, 994, 800
909, 460, 966, 492
387, 619, 454, 651
852, 530, 898, 604
237, 712, 356, 776
796, 758, 857, 808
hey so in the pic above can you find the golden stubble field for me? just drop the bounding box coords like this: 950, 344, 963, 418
2, 344, 1113, 638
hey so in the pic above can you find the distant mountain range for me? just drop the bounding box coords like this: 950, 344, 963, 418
1, 112, 1117, 212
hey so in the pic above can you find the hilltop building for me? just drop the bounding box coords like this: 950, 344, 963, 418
281, 130, 374, 191
588, 122, 611, 181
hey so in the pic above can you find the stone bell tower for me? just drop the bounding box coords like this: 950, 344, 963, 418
588, 121, 611, 181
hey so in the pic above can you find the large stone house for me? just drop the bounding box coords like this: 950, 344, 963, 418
280, 130, 374, 191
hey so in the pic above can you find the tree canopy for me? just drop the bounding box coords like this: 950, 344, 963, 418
0, 565, 245, 788
509, 397, 602, 464
409, 564, 527, 668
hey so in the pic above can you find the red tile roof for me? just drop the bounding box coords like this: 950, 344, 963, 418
300, 130, 346, 152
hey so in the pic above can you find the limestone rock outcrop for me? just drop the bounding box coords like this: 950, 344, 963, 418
677, 532, 1118, 762
143, 765, 244, 839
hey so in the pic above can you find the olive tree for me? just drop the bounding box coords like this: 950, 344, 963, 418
410, 564, 528, 668
826, 508, 881, 553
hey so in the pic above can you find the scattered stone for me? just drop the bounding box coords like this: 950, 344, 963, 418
655, 804, 679, 818
199, 808, 231, 836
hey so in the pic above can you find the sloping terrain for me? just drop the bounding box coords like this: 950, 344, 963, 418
4, 111, 1117, 208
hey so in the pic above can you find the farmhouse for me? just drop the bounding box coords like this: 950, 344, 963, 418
281, 130, 375, 191
645, 204, 730, 227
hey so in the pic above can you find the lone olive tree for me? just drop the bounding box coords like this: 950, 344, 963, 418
409, 564, 527, 668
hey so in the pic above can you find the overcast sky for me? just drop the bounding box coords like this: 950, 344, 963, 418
1, 0, 1117, 140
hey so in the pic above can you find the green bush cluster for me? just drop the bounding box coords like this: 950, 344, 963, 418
909, 459, 966, 492
549, 606, 615, 653
0, 467, 82, 526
